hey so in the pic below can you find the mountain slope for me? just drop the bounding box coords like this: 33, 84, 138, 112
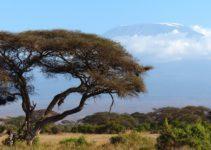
104, 23, 204, 38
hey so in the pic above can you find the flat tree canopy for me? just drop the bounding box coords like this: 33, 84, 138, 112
0, 30, 151, 143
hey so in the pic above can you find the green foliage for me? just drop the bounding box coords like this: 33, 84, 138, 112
157, 120, 211, 149
81, 112, 138, 129
32, 137, 40, 146
132, 106, 210, 125
51, 126, 62, 134
41, 123, 61, 134
41, 123, 54, 133
71, 124, 96, 133
59, 125, 73, 133
108, 131, 156, 149
4, 116, 25, 130
60, 136, 88, 146
96, 122, 126, 134
36, 106, 211, 135
78, 106, 210, 134
110, 136, 126, 144
71, 122, 126, 134
0, 125, 6, 133
40, 121, 126, 134
135, 123, 151, 132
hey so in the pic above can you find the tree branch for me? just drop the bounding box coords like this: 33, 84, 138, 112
109, 93, 115, 113
44, 85, 82, 116
36, 89, 110, 131
35, 93, 88, 131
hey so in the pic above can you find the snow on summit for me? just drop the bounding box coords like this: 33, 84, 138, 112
104, 23, 203, 38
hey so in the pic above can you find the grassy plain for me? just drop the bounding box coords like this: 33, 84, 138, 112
0, 132, 159, 150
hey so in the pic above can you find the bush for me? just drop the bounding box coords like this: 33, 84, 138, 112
71, 124, 96, 133
135, 123, 151, 132
0, 125, 6, 133
108, 131, 156, 149
59, 124, 73, 133
41, 124, 61, 134
41, 124, 54, 133
4, 116, 25, 129
110, 136, 126, 144
81, 112, 138, 129
70, 122, 126, 134
51, 126, 61, 134
60, 136, 88, 146
156, 119, 211, 150
32, 137, 40, 146
96, 122, 126, 134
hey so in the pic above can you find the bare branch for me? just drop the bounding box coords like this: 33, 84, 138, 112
109, 93, 115, 113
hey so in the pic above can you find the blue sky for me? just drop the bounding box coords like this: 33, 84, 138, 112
0, 0, 211, 34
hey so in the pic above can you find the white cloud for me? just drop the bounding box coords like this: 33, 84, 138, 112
112, 25, 211, 62
192, 25, 211, 36
159, 22, 184, 27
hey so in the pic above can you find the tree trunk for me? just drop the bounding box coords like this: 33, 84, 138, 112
4, 123, 40, 146
25, 128, 41, 146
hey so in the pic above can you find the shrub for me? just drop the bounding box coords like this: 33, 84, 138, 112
96, 122, 126, 134
4, 124, 18, 132
135, 123, 151, 132
32, 137, 40, 146
156, 119, 211, 150
71, 124, 96, 133
41, 124, 54, 133
70, 122, 126, 134
108, 131, 155, 149
41, 124, 61, 134
81, 112, 138, 129
4, 116, 25, 129
51, 126, 61, 134
59, 124, 73, 133
0, 125, 6, 133
60, 136, 88, 146
110, 136, 126, 144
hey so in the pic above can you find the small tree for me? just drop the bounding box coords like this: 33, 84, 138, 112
0, 30, 151, 144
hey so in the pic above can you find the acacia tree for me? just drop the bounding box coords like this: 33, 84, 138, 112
0, 30, 151, 144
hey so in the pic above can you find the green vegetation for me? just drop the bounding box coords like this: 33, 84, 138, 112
0, 125, 6, 133
157, 119, 211, 149
0, 105, 211, 149
71, 122, 126, 134
79, 106, 210, 133
60, 136, 88, 146
107, 132, 156, 149
80, 112, 138, 129
0, 133, 156, 150
1, 106, 210, 134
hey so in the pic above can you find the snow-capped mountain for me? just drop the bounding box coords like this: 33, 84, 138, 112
103, 23, 211, 62
103, 23, 211, 109
104, 23, 204, 38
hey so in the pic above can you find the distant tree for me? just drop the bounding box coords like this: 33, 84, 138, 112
131, 106, 210, 125
0, 30, 151, 144
152, 106, 210, 124
81, 112, 138, 128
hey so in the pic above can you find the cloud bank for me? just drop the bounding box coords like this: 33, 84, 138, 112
110, 25, 211, 62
